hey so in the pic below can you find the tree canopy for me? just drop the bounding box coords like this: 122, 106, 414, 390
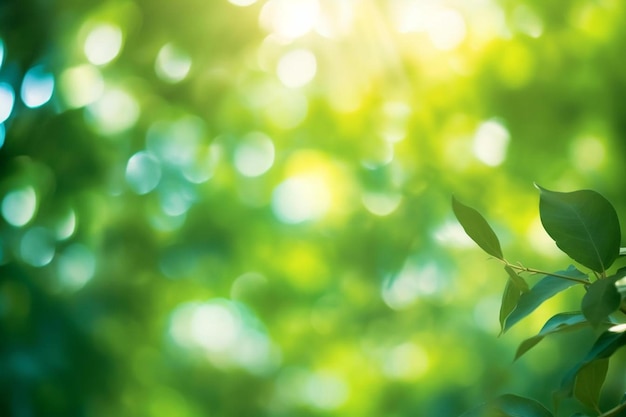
1, 0, 626, 416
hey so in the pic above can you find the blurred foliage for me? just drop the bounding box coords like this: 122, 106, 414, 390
1, 0, 626, 416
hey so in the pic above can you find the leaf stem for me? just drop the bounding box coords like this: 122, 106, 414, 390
599, 401, 626, 417
501, 261, 589, 285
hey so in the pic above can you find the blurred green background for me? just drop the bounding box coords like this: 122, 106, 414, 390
1, 0, 626, 416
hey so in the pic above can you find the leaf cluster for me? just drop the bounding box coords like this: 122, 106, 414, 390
453, 185, 626, 417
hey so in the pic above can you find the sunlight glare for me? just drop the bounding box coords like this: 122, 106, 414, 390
86, 88, 140, 135
303, 371, 349, 410
382, 260, 442, 310
234, 131, 275, 177
182, 143, 221, 184
190, 303, 240, 352
260, 0, 320, 40
265, 88, 308, 129
56, 209, 77, 240
315, 0, 354, 38
228, 0, 257, 6
159, 184, 195, 216
125, 151, 162, 195
383, 342, 429, 380
0, 83, 15, 123
513, 5, 543, 38
0, 123, 4, 149
146, 116, 205, 167
169, 300, 280, 373
361, 192, 402, 216
57, 244, 96, 291
473, 120, 510, 166
277, 49, 317, 88
20, 227, 55, 267
525, 216, 563, 258
432, 220, 475, 248
84, 23, 123, 66
272, 175, 331, 224
427, 9, 467, 51
1, 187, 37, 227
155, 43, 192, 83
389, 0, 432, 33
59, 64, 104, 108
21, 65, 55, 108
570, 136, 606, 172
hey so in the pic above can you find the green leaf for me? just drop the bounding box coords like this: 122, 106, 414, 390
574, 359, 608, 410
582, 276, 621, 327
500, 278, 522, 334
583, 328, 626, 361
560, 328, 626, 399
515, 313, 588, 360
460, 394, 553, 417
452, 196, 504, 260
504, 266, 588, 332
537, 185, 621, 273
505, 266, 529, 293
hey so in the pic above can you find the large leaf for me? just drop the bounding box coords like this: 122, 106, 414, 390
460, 394, 553, 417
504, 266, 588, 332
582, 276, 621, 327
573, 359, 608, 410
537, 185, 621, 273
452, 196, 503, 259
515, 313, 588, 360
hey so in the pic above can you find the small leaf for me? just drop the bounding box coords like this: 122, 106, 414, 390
460, 394, 553, 417
452, 196, 504, 259
505, 266, 529, 293
574, 359, 608, 410
504, 266, 588, 332
537, 185, 621, 273
515, 313, 588, 360
582, 277, 621, 327
500, 278, 521, 334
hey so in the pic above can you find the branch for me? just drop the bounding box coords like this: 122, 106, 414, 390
502, 261, 589, 285
599, 401, 626, 417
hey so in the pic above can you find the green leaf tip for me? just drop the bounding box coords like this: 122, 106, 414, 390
574, 359, 609, 411
451, 196, 504, 260
536, 185, 621, 273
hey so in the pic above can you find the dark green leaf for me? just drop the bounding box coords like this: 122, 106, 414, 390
574, 359, 608, 410
582, 277, 621, 327
515, 313, 588, 360
500, 278, 521, 334
537, 185, 621, 273
560, 328, 626, 399
504, 266, 588, 332
460, 394, 554, 417
452, 196, 504, 259
583, 328, 626, 362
